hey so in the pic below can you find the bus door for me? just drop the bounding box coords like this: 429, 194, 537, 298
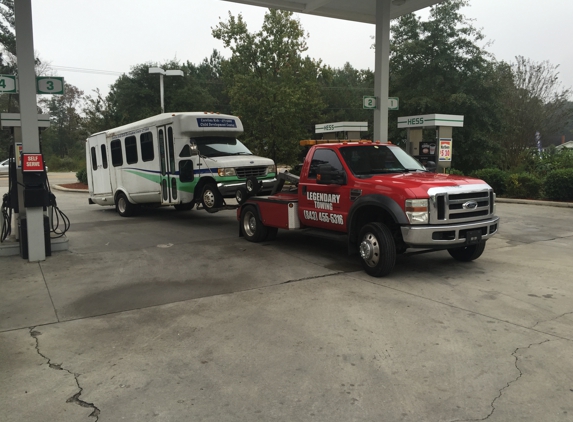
87, 133, 112, 195
158, 125, 178, 204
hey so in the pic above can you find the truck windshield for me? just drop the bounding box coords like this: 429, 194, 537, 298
191, 136, 253, 157
339, 145, 426, 176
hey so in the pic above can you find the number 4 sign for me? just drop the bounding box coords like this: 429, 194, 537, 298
36, 77, 64, 95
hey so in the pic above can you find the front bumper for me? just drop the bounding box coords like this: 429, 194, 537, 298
400, 216, 500, 248
217, 178, 278, 197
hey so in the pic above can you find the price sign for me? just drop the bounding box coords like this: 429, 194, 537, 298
36, 77, 64, 95
0, 74, 18, 93
439, 138, 452, 162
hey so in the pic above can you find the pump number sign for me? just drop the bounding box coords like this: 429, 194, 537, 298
0, 74, 17, 93
36, 77, 64, 95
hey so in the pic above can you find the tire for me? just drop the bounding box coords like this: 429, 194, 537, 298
235, 187, 248, 205
358, 223, 396, 277
201, 183, 223, 212
245, 177, 260, 195
174, 202, 194, 211
240, 206, 268, 242
448, 240, 486, 262
116, 192, 135, 217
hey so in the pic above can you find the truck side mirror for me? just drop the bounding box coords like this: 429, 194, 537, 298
317, 164, 346, 185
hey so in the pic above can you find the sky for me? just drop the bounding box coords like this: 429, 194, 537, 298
28, 0, 573, 100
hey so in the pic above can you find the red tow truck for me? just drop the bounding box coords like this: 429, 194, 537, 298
237, 140, 500, 277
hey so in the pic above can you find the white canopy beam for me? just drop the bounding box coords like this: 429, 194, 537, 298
374, 0, 391, 141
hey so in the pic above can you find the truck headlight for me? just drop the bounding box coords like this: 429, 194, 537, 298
218, 167, 236, 177
405, 199, 429, 224
266, 164, 276, 175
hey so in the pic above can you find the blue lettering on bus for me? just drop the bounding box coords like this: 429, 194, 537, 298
197, 118, 237, 128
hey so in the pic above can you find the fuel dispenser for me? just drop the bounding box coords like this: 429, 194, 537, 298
397, 114, 464, 173
0, 113, 57, 259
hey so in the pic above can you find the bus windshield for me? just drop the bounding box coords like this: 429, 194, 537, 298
339, 145, 426, 176
191, 136, 253, 158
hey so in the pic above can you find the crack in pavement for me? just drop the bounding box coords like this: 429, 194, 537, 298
30, 328, 100, 420
450, 339, 551, 422
531, 311, 573, 329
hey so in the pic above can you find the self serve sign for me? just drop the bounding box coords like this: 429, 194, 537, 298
22, 154, 44, 172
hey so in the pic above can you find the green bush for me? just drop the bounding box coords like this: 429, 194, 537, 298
543, 169, 573, 201
76, 168, 88, 184
505, 172, 543, 199
445, 168, 464, 176
45, 156, 85, 172
471, 168, 508, 195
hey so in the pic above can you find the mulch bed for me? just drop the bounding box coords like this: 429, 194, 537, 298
59, 182, 88, 190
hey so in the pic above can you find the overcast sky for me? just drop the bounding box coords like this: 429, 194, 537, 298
30, 0, 573, 100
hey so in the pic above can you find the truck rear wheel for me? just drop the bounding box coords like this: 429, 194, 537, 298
116, 192, 136, 217
241, 206, 268, 242
358, 223, 396, 277
448, 241, 486, 262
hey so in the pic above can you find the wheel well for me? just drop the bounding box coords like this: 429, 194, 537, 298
114, 189, 130, 204
349, 205, 402, 245
193, 177, 217, 201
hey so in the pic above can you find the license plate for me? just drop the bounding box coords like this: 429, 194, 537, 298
466, 229, 482, 245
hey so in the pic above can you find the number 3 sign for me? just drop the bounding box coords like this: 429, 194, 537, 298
36, 77, 64, 95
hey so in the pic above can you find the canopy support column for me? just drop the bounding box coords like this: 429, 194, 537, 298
373, 0, 391, 142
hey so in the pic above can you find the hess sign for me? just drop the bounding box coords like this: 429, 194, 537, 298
22, 153, 45, 172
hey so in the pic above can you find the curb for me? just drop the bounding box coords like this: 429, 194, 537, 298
52, 184, 88, 193
496, 197, 573, 208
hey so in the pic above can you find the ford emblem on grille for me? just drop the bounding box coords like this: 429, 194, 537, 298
463, 200, 478, 210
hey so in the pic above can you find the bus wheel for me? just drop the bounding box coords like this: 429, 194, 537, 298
240, 206, 268, 242
201, 183, 223, 212
116, 192, 135, 217
358, 223, 396, 277
235, 188, 248, 205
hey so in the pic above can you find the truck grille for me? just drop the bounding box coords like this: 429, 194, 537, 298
235, 166, 267, 179
429, 185, 495, 224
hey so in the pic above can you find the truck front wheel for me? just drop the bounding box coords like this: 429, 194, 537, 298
358, 223, 396, 277
448, 241, 486, 262
241, 206, 268, 242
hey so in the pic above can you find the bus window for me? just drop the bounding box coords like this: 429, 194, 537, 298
140, 132, 154, 162
91, 146, 98, 171
125, 136, 138, 164
101, 144, 108, 169
168, 127, 175, 172
111, 139, 123, 167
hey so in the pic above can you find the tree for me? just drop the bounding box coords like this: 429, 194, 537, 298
84, 60, 221, 132
212, 9, 323, 164
318, 63, 374, 137
40, 84, 86, 158
494, 56, 572, 169
389, 0, 503, 172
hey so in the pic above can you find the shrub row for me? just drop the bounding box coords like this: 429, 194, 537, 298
466, 168, 573, 202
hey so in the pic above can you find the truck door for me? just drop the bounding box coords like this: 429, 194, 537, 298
158, 125, 178, 204
299, 148, 350, 233
87, 133, 112, 195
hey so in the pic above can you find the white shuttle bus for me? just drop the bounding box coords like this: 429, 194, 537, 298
86, 112, 277, 216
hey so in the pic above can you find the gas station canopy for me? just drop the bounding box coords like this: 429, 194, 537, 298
224, 0, 441, 24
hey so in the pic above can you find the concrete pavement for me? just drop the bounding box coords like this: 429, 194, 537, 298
1, 175, 572, 421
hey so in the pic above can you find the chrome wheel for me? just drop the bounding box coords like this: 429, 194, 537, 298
360, 232, 380, 268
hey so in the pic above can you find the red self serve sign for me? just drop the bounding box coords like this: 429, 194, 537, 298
22, 153, 44, 172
